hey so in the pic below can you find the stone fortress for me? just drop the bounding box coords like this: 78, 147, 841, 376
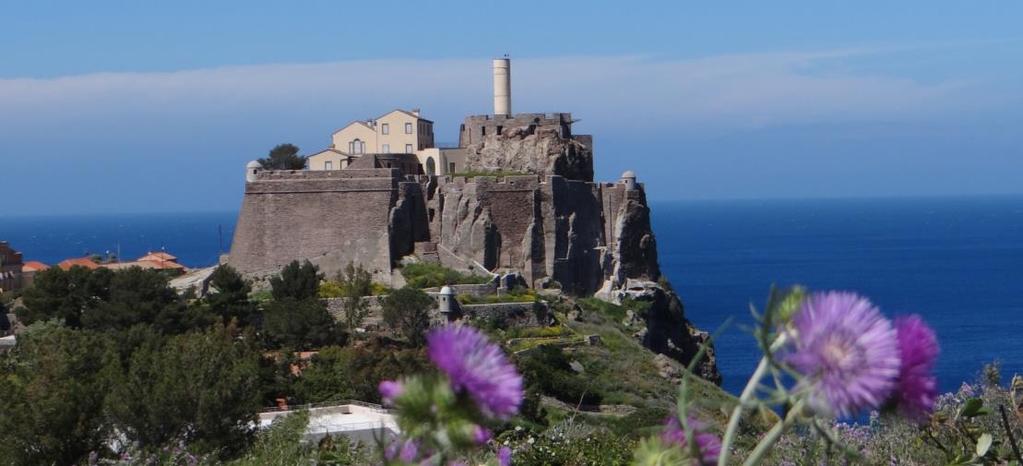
227, 57, 718, 380
230, 58, 655, 297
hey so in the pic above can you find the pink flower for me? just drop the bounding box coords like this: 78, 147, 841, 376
472, 425, 492, 445
661, 416, 722, 465
378, 380, 404, 406
385, 438, 419, 462
498, 446, 512, 466
427, 325, 523, 420
890, 315, 939, 422
786, 292, 901, 417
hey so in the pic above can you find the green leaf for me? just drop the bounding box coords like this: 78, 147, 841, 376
959, 398, 988, 418
976, 433, 993, 457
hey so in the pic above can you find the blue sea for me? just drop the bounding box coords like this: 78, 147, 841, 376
2, 196, 1021, 396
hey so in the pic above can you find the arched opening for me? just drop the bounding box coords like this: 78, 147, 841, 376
349, 139, 364, 154
425, 157, 436, 176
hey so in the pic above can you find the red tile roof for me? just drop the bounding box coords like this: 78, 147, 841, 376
22, 261, 49, 272
58, 257, 100, 271
139, 252, 177, 262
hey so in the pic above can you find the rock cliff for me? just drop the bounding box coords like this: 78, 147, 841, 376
464, 126, 594, 181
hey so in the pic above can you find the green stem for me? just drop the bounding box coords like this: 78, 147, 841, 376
742, 400, 805, 466
718, 333, 786, 466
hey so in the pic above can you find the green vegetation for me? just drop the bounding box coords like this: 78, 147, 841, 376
207, 265, 258, 326
458, 287, 537, 304
399, 262, 491, 289
0, 322, 117, 465
258, 143, 307, 170
106, 324, 262, 456
380, 286, 435, 347
2, 257, 753, 465
262, 298, 341, 350
518, 345, 603, 405
270, 260, 323, 301
317, 262, 381, 331
229, 410, 370, 466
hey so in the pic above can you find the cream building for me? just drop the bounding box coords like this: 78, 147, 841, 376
307, 108, 465, 175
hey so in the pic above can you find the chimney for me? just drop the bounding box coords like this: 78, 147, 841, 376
492, 57, 511, 116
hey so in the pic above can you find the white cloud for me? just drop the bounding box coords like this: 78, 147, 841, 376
0, 50, 993, 137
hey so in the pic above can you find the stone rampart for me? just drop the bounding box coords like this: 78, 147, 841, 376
228, 170, 400, 283
460, 301, 549, 327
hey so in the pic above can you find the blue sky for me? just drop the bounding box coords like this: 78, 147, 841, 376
1, 1, 1021, 215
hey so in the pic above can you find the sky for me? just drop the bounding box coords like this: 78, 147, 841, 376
1, 1, 1021, 215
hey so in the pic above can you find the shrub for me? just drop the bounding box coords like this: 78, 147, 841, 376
457, 288, 537, 304
292, 346, 357, 404
399, 262, 490, 289
270, 260, 323, 302
517, 346, 602, 406
261, 299, 340, 350
380, 287, 435, 347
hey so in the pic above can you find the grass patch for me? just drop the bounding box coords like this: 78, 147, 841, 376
457, 288, 537, 304
399, 262, 491, 289
318, 281, 390, 298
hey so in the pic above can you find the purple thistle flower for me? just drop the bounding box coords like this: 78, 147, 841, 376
385, 439, 419, 462
661, 416, 722, 465
427, 325, 523, 420
472, 425, 492, 445
498, 446, 512, 466
379, 380, 404, 406
891, 315, 939, 422
786, 291, 901, 418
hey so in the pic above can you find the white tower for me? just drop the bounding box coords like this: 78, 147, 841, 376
246, 160, 262, 183
621, 170, 637, 191
438, 285, 455, 314
493, 57, 511, 116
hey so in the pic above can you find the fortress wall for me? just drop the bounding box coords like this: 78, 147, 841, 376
545, 176, 608, 294
390, 181, 431, 260
228, 172, 397, 282
463, 176, 540, 271
459, 113, 573, 147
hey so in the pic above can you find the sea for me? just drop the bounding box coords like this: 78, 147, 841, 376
2, 196, 1021, 396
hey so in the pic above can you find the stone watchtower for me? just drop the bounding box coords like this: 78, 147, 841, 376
246, 160, 262, 183
621, 170, 637, 191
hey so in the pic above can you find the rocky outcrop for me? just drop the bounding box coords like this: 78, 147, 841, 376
465, 127, 593, 181
613, 279, 721, 384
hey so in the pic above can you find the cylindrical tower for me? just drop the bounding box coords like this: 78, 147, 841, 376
246, 160, 262, 183
492, 57, 511, 116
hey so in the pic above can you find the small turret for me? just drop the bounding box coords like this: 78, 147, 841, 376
621, 170, 637, 191
246, 160, 262, 183
438, 285, 455, 314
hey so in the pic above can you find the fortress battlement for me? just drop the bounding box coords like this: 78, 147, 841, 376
253, 168, 398, 181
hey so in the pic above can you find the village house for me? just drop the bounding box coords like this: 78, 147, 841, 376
0, 242, 24, 293
57, 251, 186, 274
21, 261, 49, 288
306, 108, 466, 176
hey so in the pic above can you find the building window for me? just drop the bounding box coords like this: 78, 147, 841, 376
325, 161, 333, 170
381, 123, 390, 135
496, 125, 503, 135
449, 162, 456, 174
350, 139, 364, 154
382, 144, 390, 153
405, 144, 413, 153
405, 122, 413, 134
